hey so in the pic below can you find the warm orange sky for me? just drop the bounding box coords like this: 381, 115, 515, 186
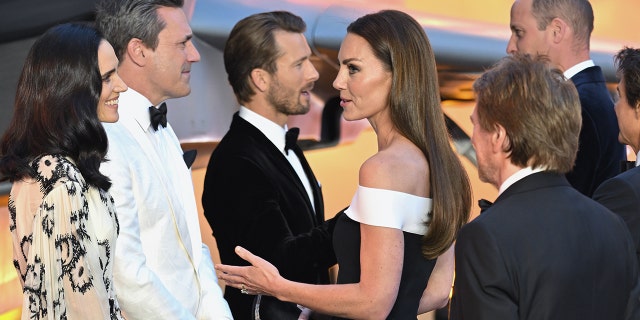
407, 0, 639, 44
272, 0, 638, 45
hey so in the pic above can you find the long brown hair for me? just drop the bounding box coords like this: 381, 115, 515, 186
348, 10, 471, 259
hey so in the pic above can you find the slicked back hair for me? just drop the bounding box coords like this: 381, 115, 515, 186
96, 0, 184, 61
224, 11, 306, 105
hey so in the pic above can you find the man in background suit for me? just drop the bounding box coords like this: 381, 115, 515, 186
507, 0, 625, 196
593, 47, 640, 267
202, 11, 338, 319
96, 0, 232, 318
450, 54, 639, 319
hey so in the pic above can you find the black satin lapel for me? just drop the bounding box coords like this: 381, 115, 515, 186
234, 114, 322, 223
292, 145, 324, 223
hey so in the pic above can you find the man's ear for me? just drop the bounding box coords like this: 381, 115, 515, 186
250, 68, 269, 93
492, 124, 510, 153
550, 17, 567, 44
126, 38, 148, 67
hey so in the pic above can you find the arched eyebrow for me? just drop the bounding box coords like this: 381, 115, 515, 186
101, 68, 116, 80
338, 57, 361, 65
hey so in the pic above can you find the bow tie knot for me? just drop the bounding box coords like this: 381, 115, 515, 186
621, 160, 636, 173
149, 103, 168, 131
285, 128, 299, 155
478, 198, 493, 214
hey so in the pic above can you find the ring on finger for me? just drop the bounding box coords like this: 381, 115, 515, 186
241, 284, 249, 295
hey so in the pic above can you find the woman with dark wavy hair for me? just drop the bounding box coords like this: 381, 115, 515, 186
0, 22, 127, 319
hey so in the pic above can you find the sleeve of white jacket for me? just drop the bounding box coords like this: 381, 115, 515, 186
196, 243, 233, 319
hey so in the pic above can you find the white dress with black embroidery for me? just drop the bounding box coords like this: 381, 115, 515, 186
9, 154, 123, 319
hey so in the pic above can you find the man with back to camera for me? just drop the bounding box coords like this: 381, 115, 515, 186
449, 53, 639, 320
507, 0, 625, 196
95, 0, 232, 318
201, 11, 339, 320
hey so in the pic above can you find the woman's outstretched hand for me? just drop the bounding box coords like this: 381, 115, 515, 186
215, 246, 283, 297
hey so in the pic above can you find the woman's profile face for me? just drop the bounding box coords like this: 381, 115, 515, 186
333, 33, 392, 122
97, 40, 127, 123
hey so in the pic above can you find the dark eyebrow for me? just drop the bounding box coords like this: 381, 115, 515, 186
101, 68, 116, 80
292, 54, 310, 66
339, 57, 361, 65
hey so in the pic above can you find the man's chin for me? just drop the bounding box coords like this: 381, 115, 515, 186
288, 104, 310, 116
171, 87, 192, 99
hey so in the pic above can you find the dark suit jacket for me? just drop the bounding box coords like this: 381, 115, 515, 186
202, 113, 337, 320
567, 66, 626, 196
593, 165, 640, 267
450, 172, 639, 320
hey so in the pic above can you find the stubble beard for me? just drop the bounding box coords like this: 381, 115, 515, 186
477, 160, 499, 189
267, 80, 310, 116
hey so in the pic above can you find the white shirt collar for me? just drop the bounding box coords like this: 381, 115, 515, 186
564, 60, 595, 79
636, 151, 640, 167
498, 167, 546, 195
238, 106, 287, 153
119, 88, 163, 133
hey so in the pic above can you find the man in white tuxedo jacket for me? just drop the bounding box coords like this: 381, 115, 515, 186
96, 0, 232, 318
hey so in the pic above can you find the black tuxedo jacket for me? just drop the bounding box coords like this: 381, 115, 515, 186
567, 66, 626, 196
593, 165, 640, 267
202, 113, 337, 319
451, 172, 639, 320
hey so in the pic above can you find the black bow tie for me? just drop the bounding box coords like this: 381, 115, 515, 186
621, 160, 636, 173
285, 127, 299, 155
478, 198, 493, 214
149, 103, 167, 131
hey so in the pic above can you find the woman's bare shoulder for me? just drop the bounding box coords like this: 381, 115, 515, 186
359, 141, 429, 196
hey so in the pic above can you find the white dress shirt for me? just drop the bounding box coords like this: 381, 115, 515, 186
239, 106, 315, 209
564, 59, 595, 79
498, 167, 546, 196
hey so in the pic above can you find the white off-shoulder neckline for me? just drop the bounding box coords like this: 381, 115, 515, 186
344, 185, 432, 235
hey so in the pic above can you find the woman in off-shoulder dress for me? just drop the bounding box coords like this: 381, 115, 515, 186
0, 22, 127, 319
216, 10, 471, 320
